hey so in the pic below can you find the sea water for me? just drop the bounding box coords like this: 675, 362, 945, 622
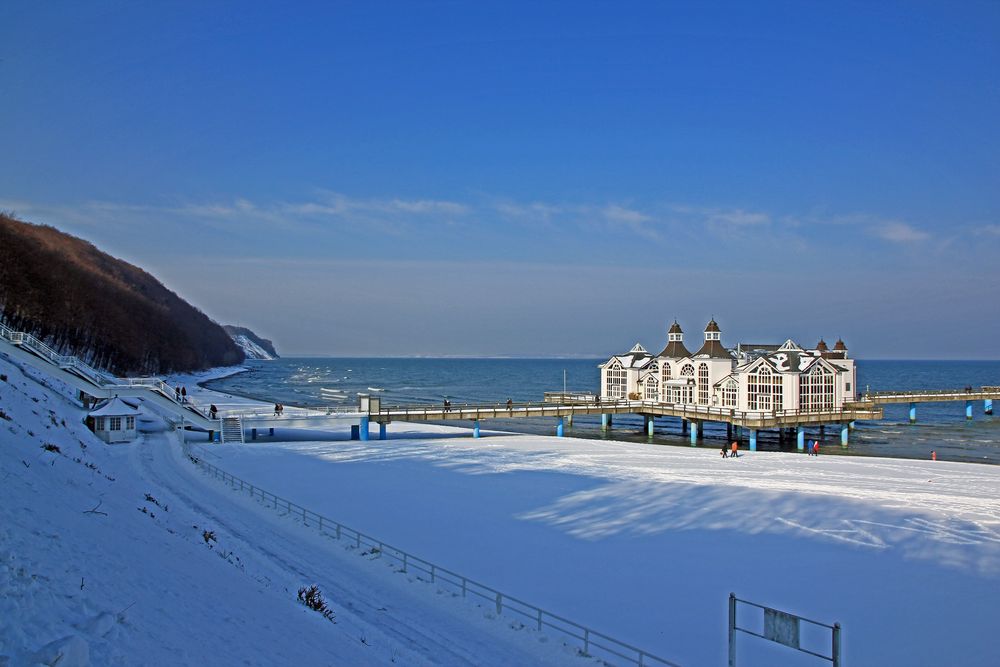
204, 358, 1000, 464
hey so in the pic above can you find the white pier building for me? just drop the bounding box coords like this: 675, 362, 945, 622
600, 319, 857, 413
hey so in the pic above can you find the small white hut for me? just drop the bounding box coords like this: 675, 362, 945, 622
88, 397, 141, 443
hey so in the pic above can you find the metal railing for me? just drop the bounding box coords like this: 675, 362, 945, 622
191, 455, 681, 667
864, 387, 1000, 399
372, 396, 880, 425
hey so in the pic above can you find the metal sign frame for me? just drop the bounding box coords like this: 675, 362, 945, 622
729, 593, 841, 667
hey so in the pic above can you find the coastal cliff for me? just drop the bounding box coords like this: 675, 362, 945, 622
0, 213, 244, 374
224, 325, 280, 360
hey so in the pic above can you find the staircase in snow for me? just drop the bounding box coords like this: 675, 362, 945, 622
221, 416, 244, 444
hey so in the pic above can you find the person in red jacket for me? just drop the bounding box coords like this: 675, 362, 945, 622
730, 441, 739, 458
813, 441, 820, 456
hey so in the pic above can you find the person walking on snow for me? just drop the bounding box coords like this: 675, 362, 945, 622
720, 446, 728, 458
813, 441, 820, 456
180, 386, 187, 403
730, 441, 739, 458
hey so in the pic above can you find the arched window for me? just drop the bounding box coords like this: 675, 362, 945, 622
698, 363, 709, 405
722, 379, 738, 407
799, 365, 835, 411
681, 363, 694, 377
645, 376, 659, 400
605, 362, 626, 398
749, 365, 773, 411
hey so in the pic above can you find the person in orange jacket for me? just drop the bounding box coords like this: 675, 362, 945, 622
730, 441, 739, 458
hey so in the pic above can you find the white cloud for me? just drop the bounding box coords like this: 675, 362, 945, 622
875, 222, 930, 243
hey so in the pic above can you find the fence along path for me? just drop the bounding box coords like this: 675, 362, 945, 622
189, 453, 682, 667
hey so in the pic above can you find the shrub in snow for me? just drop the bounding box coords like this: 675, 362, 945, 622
41, 443, 61, 454
202, 530, 216, 545
0, 408, 10, 421
297, 585, 336, 623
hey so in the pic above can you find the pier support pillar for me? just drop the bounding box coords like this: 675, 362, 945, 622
566, 414, 573, 427
208, 430, 215, 443
841, 424, 849, 447
727, 423, 732, 440
269, 427, 274, 436
779, 429, 785, 446
966, 400, 974, 420
251, 428, 257, 441
819, 425, 825, 436
749, 429, 757, 452
645, 415, 654, 437
909, 402, 917, 424
601, 413, 611, 431
556, 417, 564, 438
690, 420, 699, 446
849, 420, 856, 430
681, 419, 689, 436
379, 422, 387, 440
797, 426, 805, 452
360, 416, 370, 441
473, 420, 481, 438
987, 399, 994, 416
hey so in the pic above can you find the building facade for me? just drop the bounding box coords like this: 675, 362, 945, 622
600, 320, 856, 413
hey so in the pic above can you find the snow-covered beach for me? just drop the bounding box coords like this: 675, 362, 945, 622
3, 353, 999, 666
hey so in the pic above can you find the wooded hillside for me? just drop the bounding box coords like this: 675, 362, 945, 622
0, 213, 244, 374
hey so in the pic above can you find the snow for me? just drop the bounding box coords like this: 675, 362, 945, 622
231, 335, 275, 361
3, 351, 1000, 666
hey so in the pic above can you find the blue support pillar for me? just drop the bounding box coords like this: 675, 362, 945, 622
841, 424, 849, 446
797, 426, 805, 451
849, 420, 856, 430
749, 429, 757, 451
966, 400, 974, 420
909, 402, 917, 423
473, 420, 480, 438
556, 417, 564, 438
987, 399, 994, 416
601, 413, 611, 431
645, 415, 654, 437
690, 420, 699, 446
360, 416, 369, 441
379, 422, 387, 440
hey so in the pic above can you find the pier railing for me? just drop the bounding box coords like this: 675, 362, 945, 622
370, 396, 881, 426
189, 453, 682, 667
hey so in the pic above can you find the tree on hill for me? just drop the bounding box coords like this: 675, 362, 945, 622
0, 213, 244, 374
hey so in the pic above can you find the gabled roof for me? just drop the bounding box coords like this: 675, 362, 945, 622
778, 339, 802, 351
89, 397, 141, 417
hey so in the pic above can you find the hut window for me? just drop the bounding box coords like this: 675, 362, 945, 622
95, 417, 105, 430
126, 416, 136, 430
109, 417, 122, 431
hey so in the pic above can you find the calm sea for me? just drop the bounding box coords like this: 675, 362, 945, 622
204, 358, 1000, 465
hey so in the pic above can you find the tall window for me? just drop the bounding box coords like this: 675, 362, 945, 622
679, 364, 695, 404
749, 365, 781, 411
661, 363, 671, 401
645, 376, 659, 400
126, 416, 135, 430
799, 365, 835, 411
605, 363, 626, 398
722, 379, 738, 407
109, 417, 122, 431
698, 363, 709, 405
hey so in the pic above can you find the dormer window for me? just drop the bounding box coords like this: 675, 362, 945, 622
706, 331, 720, 341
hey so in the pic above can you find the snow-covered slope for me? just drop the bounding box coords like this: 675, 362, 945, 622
0, 354, 593, 666
230, 333, 275, 361
223, 326, 279, 361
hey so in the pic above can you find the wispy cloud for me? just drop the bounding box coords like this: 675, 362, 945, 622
874, 221, 931, 243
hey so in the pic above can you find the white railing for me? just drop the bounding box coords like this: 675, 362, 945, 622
190, 455, 682, 667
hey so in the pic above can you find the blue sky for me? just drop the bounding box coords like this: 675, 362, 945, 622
2, 1, 999, 358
